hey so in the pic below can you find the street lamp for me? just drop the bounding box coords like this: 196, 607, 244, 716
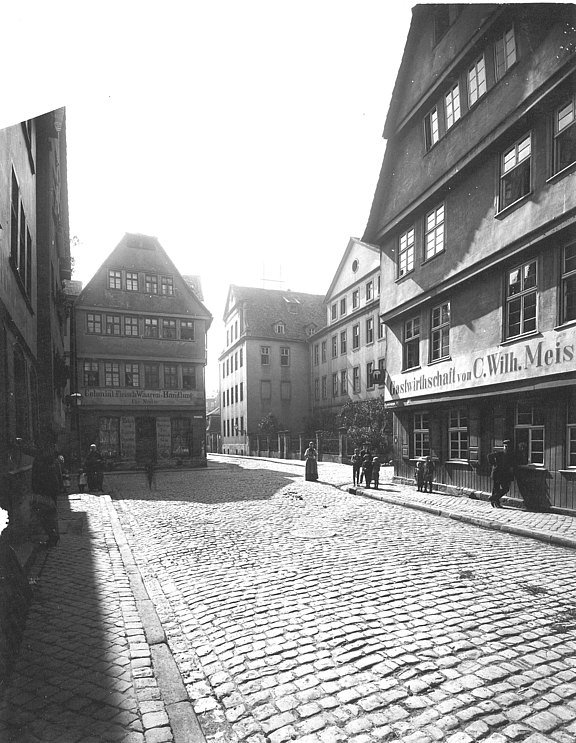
70, 392, 82, 466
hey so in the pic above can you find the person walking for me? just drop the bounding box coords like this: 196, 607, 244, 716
85, 443, 104, 492
371, 456, 381, 489
31, 443, 61, 548
145, 460, 156, 490
358, 449, 367, 484
304, 441, 319, 481
488, 439, 515, 508
361, 450, 373, 488
351, 448, 362, 486
423, 456, 435, 493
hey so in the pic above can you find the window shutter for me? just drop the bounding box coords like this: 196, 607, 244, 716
430, 415, 442, 461
469, 405, 480, 465
395, 414, 409, 459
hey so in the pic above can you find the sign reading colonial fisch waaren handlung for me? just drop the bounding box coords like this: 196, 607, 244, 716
388, 328, 576, 401
82, 388, 204, 406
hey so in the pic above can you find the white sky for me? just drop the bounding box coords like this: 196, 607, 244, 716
4, 1, 414, 395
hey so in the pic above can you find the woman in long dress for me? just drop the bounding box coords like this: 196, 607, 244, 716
304, 441, 318, 481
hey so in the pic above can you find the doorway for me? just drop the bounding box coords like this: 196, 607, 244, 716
136, 416, 156, 462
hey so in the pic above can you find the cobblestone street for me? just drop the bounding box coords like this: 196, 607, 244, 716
106, 456, 576, 743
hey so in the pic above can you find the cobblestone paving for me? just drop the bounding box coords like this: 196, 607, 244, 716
109, 459, 576, 743
0, 495, 173, 743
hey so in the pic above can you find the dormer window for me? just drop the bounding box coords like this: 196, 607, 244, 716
274, 321, 286, 334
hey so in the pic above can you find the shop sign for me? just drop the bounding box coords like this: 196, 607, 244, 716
388, 328, 576, 401
82, 387, 202, 407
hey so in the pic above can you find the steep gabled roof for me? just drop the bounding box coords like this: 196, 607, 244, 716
224, 285, 325, 340
323, 237, 380, 301
76, 233, 212, 327
182, 275, 204, 301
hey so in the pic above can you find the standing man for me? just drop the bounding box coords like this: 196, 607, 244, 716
488, 439, 515, 508
85, 443, 104, 493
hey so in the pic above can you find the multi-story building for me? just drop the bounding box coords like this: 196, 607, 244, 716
0, 109, 71, 533
73, 233, 212, 466
363, 4, 576, 509
310, 238, 383, 424
220, 286, 324, 454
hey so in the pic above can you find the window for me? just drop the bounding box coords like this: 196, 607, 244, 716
445, 83, 461, 130
468, 55, 487, 107
425, 107, 439, 150
340, 369, 347, 395
352, 367, 360, 393
144, 364, 160, 388
567, 396, 576, 468
332, 373, 338, 397
449, 409, 468, 460
172, 418, 191, 456
321, 341, 327, 363
399, 227, 415, 277
321, 376, 327, 399
331, 304, 337, 321
234, 353, 238, 371
340, 330, 347, 354
87, 313, 102, 334
240, 348, 243, 367
331, 336, 338, 358
234, 385, 238, 403
280, 347, 290, 366
500, 134, 531, 210
83, 361, 99, 387
506, 260, 537, 338
352, 290, 359, 309
261, 380, 271, 400
515, 403, 544, 465
340, 298, 347, 316
352, 324, 360, 350
145, 274, 158, 294
366, 317, 374, 344
403, 316, 420, 370
144, 317, 159, 338
99, 417, 120, 458
162, 319, 177, 339
164, 364, 178, 389
180, 320, 195, 340
161, 276, 174, 295
108, 270, 122, 290
431, 301, 450, 361
314, 378, 320, 401
377, 275, 381, 295
425, 204, 445, 260
10, 169, 32, 296
495, 27, 517, 81
274, 322, 285, 334
377, 357, 386, 387
124, 316, 139, 336
367, 362, 374, 389
554, 96, 576, 174
281, 381, 291, 401
261, 346, 270, 365
313, 344, 319, 365
414, 413, 430, 458
104, 362, 120, 387
126, 272, 139, 291
106, 315, 121, 336
366, 281, 373, 301
239, 382, 244, 401
562, 244, 576, 323
378, 316, 385, 340
125, 363, 140, 387
226, 359, 230, 376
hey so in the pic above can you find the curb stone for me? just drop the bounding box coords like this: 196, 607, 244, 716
102, 495, 206, 743
349, 487, 576, 551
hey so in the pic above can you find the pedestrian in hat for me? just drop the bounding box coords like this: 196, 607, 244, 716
304, 441, 318, 481
488, 439, 515, 508
85, 443, 104, 492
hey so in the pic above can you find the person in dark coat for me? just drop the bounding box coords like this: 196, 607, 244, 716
85, 443, 104, 492
488, 439, 515, 508
371, 457, 381, 489
415, 459, 425, 491
423, 456, 435, 493
351, 448, 362, 486
361, 451, 373, 488
31, 444, 61, 548
304, 442, 319, 481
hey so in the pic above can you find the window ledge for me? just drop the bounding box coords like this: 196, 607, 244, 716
428, 356, 451, 366
445, 459, 470, 465
495, 192, 533, 219
546, 161, 576, 184
422, 249, 446, 265
500, 331, 541, 347
554, 319, 576, 332
402, 365, 421, 374
558, 469, 576, 475
395, 271, 415, 284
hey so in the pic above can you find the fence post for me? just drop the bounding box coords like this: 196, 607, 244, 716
339, 427, 347, 463
299, 435, 304, 460
315, 431, 322, 462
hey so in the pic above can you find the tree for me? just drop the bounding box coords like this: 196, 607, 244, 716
340, 397, 393, 459
257, 413, 281, 435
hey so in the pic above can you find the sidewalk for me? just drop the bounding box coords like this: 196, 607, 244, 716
0, 492, 203, 743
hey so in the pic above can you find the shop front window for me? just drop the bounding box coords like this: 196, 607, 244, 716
515, 402, 544, 465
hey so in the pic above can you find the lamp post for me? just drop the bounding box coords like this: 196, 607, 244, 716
70, 392, 82, 467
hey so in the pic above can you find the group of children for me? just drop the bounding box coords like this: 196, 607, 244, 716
415, 456, 435, 492
351, 449, 381, 489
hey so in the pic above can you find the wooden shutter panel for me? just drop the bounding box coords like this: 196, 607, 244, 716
468, 405, 480, 465
429, 413, 442, 461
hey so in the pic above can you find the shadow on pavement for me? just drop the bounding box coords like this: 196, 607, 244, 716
0, 493, 139, 742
